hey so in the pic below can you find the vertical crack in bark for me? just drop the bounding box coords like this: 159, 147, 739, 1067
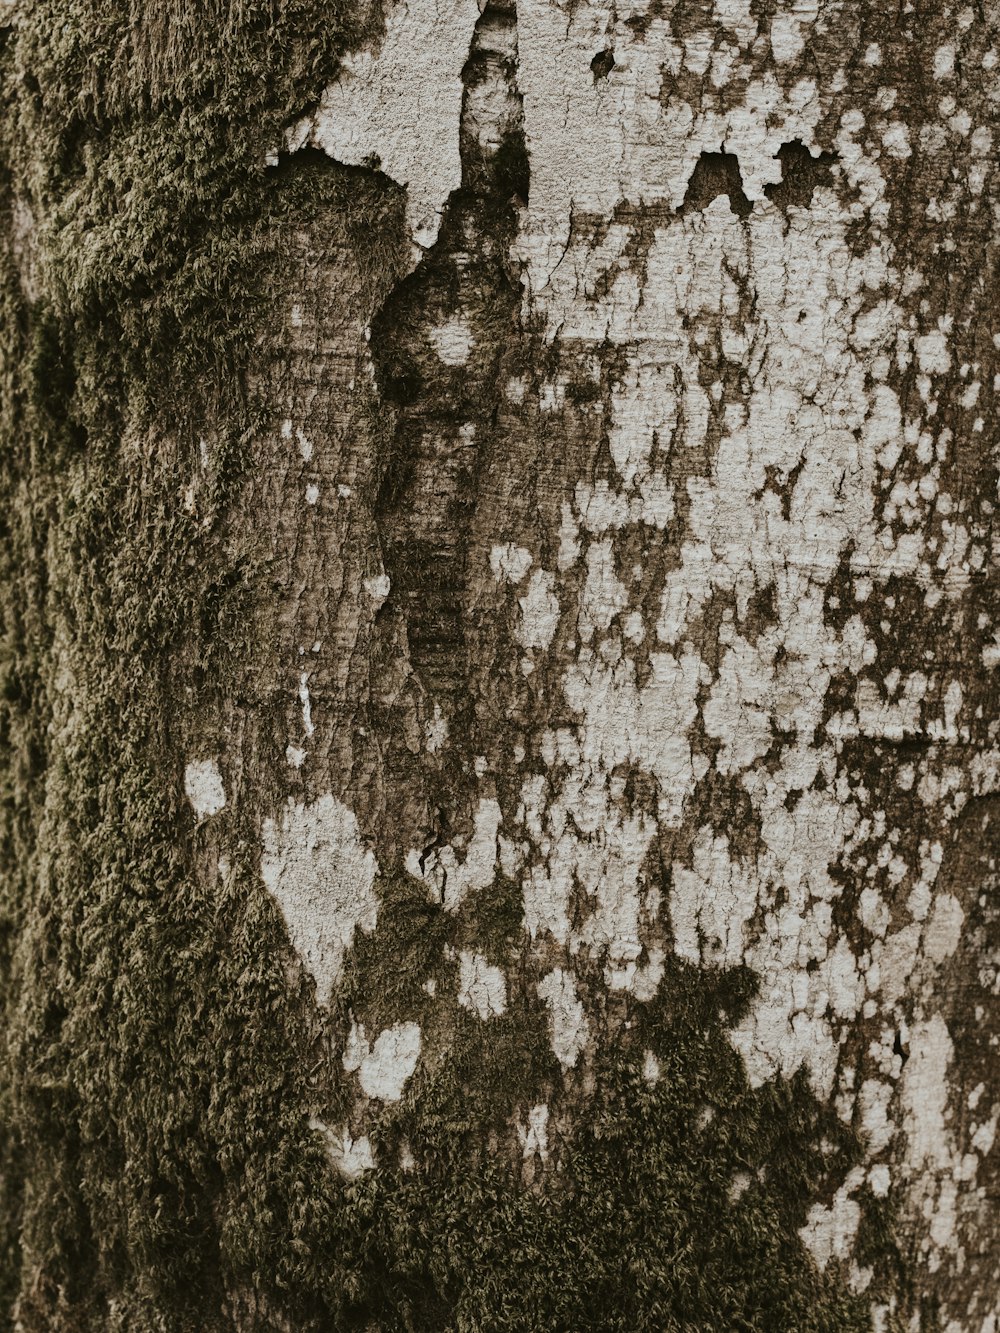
369, 0, 526, 824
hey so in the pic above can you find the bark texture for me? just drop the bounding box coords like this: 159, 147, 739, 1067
0, 0, 998, 1329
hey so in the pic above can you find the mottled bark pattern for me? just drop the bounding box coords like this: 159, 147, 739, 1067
0, 0, 998, 1329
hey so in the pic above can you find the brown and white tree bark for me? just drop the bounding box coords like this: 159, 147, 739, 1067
0, 0, 998, 1328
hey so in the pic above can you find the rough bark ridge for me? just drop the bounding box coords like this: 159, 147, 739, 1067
0, 0, 998, 1329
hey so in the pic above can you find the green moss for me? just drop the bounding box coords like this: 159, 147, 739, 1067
278, 956, 872, 1332
0, 5, 390, 1325
338, 872, 455, 1036
0, 2, 900, 1328
456, 871, 526, 957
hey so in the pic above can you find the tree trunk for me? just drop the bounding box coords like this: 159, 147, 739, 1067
1, 0, 998, 1328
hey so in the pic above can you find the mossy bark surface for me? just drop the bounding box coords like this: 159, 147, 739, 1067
1, 1, 998, 1329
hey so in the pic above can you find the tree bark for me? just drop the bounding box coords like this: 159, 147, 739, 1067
1, 0, 998, 1329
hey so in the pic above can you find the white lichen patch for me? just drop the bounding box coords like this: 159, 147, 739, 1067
310, 1115, 376, 1180
769, 2, 817, 65
868, 1163, 891, 1197
502, 93, 933, 1110
298, 670, 315, 738
260, 794, 379, 1007
670, 828, 756, 968
287, 0, 997, 1298
537, 968, 589, 1070
405, 796, 501, 911
184, 758, 226, 820
799, 1167, 865, 1270
915, 329, 951, 375
516, 569, 561, 651
286, 0, 481, 252
425, 702, 448, 753
296, 426, 313, 461
518, 1104, 550, 1161
364, 573, 391, 608
491, 542, 533, 584
344, 1020, 422, 1102
428, 316, 475, 366
481, 20, 998, 1291
894, 1013, 991, 1268
457, 951, 507, 1018
923, 893, 964, 966
514, 11, 832, 299
504, 53, 985, 1150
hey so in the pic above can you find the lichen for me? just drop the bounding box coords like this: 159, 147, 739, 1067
1, 0, 993, 1328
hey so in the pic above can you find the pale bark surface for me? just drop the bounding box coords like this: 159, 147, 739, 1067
0, 0, 998, 1329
